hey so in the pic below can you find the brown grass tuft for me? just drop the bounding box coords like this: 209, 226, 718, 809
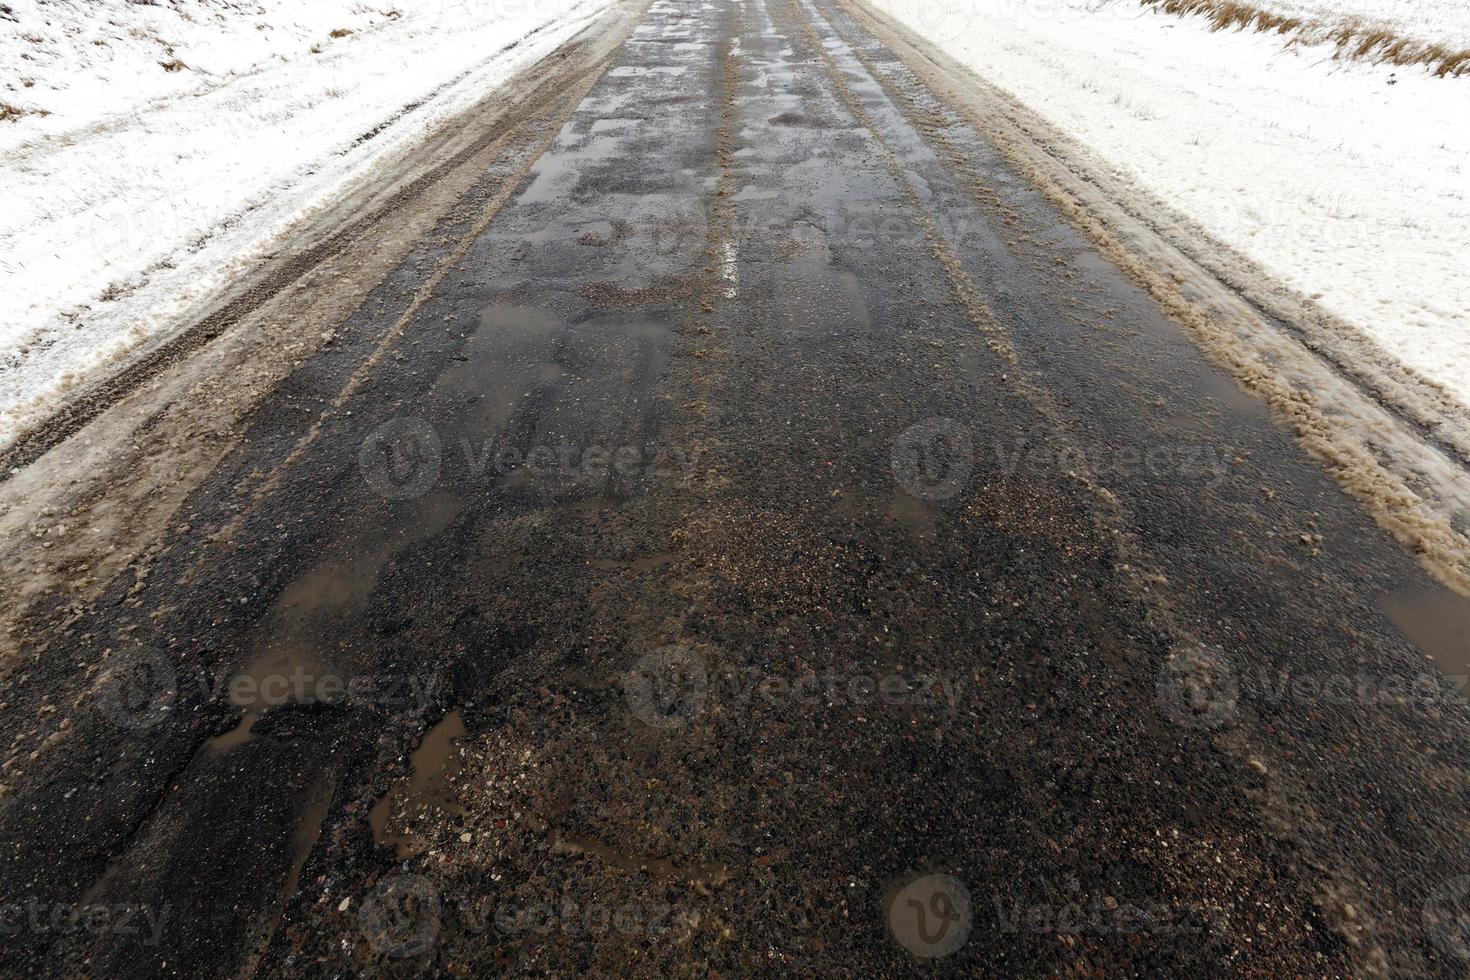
1435, 48, 1470, 76
1353, 27, 1395, 58
1141, 0, 1470, 77
0, 101, 50, 123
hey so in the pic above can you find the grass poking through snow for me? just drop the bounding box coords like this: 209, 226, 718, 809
1141, 0, 1470, 75
0, 101, 50, 122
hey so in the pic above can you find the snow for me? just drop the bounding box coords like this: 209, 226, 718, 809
1236, 0, 1470, 47
869, 0, 1470, 407
0, 0, 609, 450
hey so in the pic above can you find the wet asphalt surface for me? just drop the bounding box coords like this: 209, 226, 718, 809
5, 0, 1470, 975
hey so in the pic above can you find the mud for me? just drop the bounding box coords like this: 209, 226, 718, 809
1, 0, 1469, 976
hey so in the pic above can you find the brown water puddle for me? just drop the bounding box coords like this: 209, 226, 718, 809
206, 713, 260, 753
204, 638, 326, 753
237, 781, 336, 976
284, 787, 334, 900
368, 709, 467, 858
1378, 585, 1470, 682
207, 490, 466, 753
437, 303, 563, 436
278, 490, 465, 615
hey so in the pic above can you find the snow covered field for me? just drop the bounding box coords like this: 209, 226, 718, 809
0, 0, 608, 450
868, 0, 1470, 406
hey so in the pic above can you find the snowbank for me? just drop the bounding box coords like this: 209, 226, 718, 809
0, 0, 608, 450
867, 0, 1470, 407
1219, 0, 1470, 49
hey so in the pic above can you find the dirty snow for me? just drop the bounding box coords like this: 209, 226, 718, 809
871, 0, 1470, 407
0, 0, 608, 451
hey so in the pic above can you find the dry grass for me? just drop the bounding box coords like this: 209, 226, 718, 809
0, 101, 50, 123
1141, 0, 1470, 76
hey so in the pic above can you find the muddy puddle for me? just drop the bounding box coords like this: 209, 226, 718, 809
1379, 585, 1470, 683
436, 303, 564, 434
203, 638, 327, 753
369, 710, 468, 858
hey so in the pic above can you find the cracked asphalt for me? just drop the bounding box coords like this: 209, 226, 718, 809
3, 0, 1470, 975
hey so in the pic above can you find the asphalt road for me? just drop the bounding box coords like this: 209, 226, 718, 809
3, 0, 1470, 975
